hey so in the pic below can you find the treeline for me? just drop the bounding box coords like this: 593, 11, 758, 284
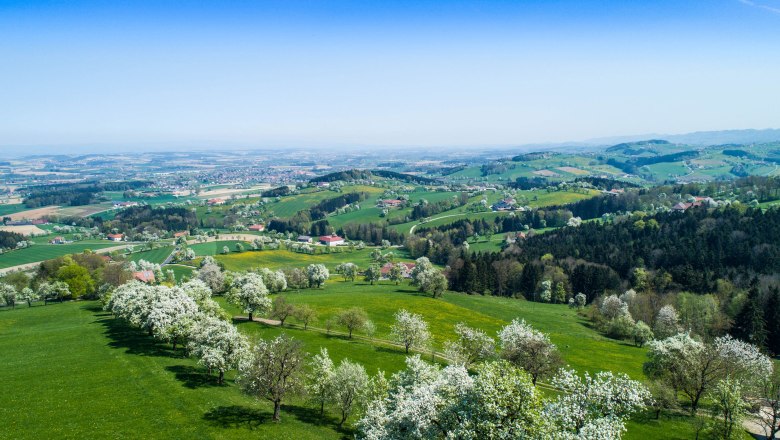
106, 206, 199, 235
0, 231, 24, 249
606, 150, 700, 175
510, 176, 553, 190
310, 192, 368, 220
310, 169, 437, 185
267, 192, 368, 234
337, 222, 405, 245
573, 176, 641, 190
24, 181, 148, 208
410, 193, 469, 220
261, 186, 291, 198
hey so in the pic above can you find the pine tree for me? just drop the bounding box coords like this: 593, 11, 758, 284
733, 286, 767, 349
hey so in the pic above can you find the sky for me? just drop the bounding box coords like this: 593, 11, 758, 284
0, 0, 779, 152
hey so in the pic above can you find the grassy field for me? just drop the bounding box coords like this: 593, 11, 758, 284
215, 248, 411, 272
190, 240, 249, 256
126, 246, 174, 264
0, 241, 118, 269
0, 203, 27, 216
0, 287, 751, 439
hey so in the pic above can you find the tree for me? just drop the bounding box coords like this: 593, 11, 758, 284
181, 279, 223, 318
498, 318, 561, 385
418, 269, 448, 298
553, 282, 567, 304
270, 296, 295, 327
633, 320, 654, 347
332, 359, 369, 427
364, 265, 381, 285
293, 304, 317, 330
307, 348, 335, 416
307, 264, 329, 288
227, 273, 270, 321
390, 309, 431, 354
258, 268, 287, 293
653, 304, 681, 339
337, 262, 359, 282
337, 307, 368, 338
221, 245, 230, 254
409, 256, 434, 285
443, 322, 495, 368
644, 333, 771, 414
757, 368, 780, 440
238, 334, 306, 422
545, 368, 651, 437
388, 263, 405, 285
0, 283, 17, 309
197, 263, 225, 294
733, 286, 767, 348
188, 316, 249, 383
283, 268, 308, 291
600, 294, 629, 320
358, 356, 548, 439
57, 264, 94, 298
20, 287, 38, 307
709, 377, 747, 440
539, 280, 552, 303
147, 287, 200, 350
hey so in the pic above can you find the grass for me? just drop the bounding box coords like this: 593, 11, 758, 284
0, 241, 118, 269
214, 248, 411, 272
0, 290, 751, 439
126, 246, 174, 264
0, 203, 27, 216
190, 240, 249, 256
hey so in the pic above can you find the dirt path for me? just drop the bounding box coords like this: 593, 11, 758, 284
409, 213, 468, 234
0, 243, 136, 275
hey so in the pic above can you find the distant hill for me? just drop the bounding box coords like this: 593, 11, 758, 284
310, 169, 438, 185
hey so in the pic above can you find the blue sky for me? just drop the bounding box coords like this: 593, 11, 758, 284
0, 0, 779, 150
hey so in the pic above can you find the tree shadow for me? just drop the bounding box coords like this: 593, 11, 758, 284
165, 365, 227, 389
95, 314, 173, 357
284, 404, 354, 438
202, 405, 269, 430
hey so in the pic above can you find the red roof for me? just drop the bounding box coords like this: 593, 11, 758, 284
319, 235, 344, 243
133, 271, 155, 283
174, 231, 189, 238
380, 262, 415, 275
248, 224, 265, 231
107, 233, 124, 239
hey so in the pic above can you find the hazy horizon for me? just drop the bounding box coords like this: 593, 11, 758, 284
2, 0, 779, 150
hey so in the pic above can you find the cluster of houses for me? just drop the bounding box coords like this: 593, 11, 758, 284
671, 196, 717, 212
296, 234, 346, 246
491, 198, 525, 212
377, 199, 403, 208
207, 198, 225, 206
112, 201, 139, 209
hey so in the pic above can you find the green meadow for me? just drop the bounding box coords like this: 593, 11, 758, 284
0, 241, 118, 269
0, 283, 741, 439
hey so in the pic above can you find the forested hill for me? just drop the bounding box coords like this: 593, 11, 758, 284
310, 169, 438, 185
519, 206, 780, 290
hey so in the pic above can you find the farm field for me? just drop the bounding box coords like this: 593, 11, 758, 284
214, 248, 411, 272
0, 288, 740, 440
126, 246, 174, 264
0, 203, 27, 216
0, 241, 118, 269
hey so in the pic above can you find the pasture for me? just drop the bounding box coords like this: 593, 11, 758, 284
0, 241, 117, 269
214, 248, 410, 272
0, 285, 735, 439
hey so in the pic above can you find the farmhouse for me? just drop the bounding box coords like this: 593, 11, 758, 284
319, 234, 344, 246
316, 182, 330, 188
491, 198, 516, 211
378, 199, 403, 208
133, 271, 155, 284
297, 235, 312, 243
248, 224, 265, 232
173, 231, 189, 238
107, 233, 124, 242
113, 201, 139, 208
207, 198, 225, 206
380, 262, 416, 279
49, 236, 65, 245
